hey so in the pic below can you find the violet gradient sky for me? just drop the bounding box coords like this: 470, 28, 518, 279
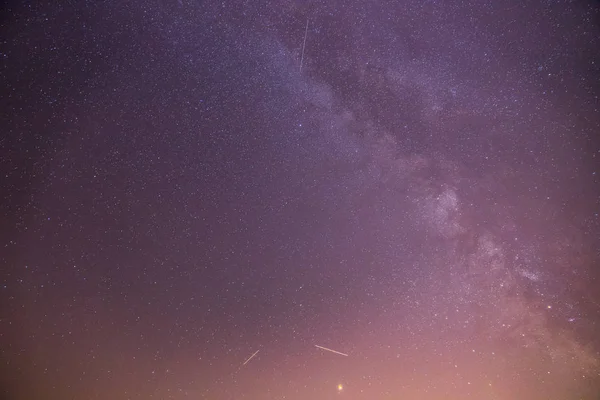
1, 1, 600, 399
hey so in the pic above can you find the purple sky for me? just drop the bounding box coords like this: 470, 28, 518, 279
2, 1, 600, 399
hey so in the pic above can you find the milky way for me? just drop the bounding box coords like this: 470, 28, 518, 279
2, 1, 600, 399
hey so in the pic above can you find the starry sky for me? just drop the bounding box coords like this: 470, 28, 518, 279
1, 1, 600, 399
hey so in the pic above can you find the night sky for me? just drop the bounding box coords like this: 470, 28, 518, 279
2, 1, 600, 399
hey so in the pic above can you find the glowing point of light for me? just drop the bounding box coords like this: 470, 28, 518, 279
337, 384, 343, 391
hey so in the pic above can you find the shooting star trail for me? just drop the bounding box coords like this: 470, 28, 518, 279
315, 345, 348, 357
242, 350, 260, 366
299, 18, 308, 72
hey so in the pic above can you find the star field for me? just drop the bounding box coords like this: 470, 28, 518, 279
1, 1, 600, 399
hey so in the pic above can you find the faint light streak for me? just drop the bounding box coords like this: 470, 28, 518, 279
315, 345, 348, 357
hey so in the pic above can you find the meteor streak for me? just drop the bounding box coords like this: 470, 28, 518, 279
242, 350, 260, 366
299, 18, 308, 72
315, 345, 348, 357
